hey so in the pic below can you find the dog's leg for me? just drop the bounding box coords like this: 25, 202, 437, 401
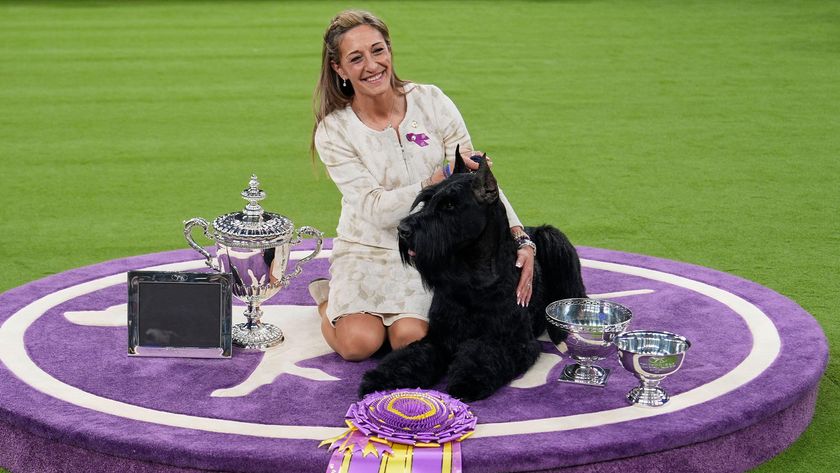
358, 340, 449, 397
446, 338, 541, 401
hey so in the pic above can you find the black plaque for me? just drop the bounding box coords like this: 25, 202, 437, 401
128, 271, 233, 358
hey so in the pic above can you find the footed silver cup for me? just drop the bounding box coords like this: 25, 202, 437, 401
545, 298, 633, 387
615, 330, 691, 407
185, 175, 322, 350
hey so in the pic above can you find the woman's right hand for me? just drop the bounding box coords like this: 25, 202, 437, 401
426, 147, 495, 188
457, 147, 493, 171
457, 147, 480, 171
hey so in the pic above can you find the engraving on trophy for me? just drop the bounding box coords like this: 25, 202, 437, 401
184, 174, 323, 350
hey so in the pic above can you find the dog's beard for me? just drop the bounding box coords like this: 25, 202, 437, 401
398, 223, 465, 290
398, 233, 415, 267
398, 227, 438, 289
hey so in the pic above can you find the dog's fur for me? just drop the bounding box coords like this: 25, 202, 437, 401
358, 147, 586, 401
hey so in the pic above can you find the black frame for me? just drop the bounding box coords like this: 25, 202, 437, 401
128, 271, 233, 358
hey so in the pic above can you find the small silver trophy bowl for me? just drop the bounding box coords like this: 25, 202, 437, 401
545, 298, 633, 387
615, 330, 691, 407
184, 175, 323, 350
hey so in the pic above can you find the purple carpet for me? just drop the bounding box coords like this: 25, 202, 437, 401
0, 240, 827, 473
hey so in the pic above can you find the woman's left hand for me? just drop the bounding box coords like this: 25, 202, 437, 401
515, 246, 535, 307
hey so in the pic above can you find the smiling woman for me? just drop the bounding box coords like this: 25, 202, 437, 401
1, 1, 837, 471
309, 9, 538, 363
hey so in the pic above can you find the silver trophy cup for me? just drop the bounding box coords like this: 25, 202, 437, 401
615, 330, 691, 407
184, 175, 323, 350
545, 298, 633, 387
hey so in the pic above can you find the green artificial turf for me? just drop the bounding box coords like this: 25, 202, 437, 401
1, 0, 838, 471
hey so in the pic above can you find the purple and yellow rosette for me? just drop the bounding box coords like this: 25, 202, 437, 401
320, 389, 476, 473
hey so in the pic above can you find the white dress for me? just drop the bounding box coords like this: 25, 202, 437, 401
314, 83, 521, 324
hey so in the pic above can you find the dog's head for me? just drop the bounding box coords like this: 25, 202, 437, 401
397, 145, 504, 286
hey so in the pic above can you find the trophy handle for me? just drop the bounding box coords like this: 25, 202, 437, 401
284, 226, 323, 283
184, 217, 219, 270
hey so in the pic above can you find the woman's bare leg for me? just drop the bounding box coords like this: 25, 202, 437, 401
319, 302, 386, 361
387, 317, 428, 350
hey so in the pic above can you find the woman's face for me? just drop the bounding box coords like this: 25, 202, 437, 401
332, 25, 393, 98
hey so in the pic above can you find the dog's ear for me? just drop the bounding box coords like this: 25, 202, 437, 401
452, 144, 470, 174
471, 155, 499, 203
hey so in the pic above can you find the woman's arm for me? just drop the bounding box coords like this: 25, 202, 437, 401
315, 123, 433, 231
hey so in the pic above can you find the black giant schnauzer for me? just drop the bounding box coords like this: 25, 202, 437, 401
359, 147, 586, 401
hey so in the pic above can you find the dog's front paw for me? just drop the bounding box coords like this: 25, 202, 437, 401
358, 369, 394, 398
447, 376, 494, 402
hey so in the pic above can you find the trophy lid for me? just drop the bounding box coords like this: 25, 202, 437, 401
211, 175, 294, 246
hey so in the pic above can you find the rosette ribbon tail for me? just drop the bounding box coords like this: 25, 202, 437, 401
319, 421, 357, 452
321, 425, 390, 457
376, 441, 463, 473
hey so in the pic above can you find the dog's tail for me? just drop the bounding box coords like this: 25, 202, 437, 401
530, 224, 587, 303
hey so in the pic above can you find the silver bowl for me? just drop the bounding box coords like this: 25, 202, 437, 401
545, 298, 633, 387
615, 330, 691, 407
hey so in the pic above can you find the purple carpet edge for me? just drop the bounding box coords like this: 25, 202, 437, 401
0, 241, 829, 473
0, 384, 820, 473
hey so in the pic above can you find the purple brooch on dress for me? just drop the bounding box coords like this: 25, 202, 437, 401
406, 133, 430, 147
320, 389, 476, 473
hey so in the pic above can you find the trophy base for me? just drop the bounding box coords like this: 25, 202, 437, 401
627, 386, 669, 407
558, 363, 610, 387
232, 322, 284, 350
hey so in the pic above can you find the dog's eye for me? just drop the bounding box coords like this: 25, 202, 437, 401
442, 200, 456, 211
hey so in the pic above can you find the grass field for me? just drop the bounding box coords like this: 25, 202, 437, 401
1, 0, 838, 471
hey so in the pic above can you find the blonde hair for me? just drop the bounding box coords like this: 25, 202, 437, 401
310, 10, 409, 158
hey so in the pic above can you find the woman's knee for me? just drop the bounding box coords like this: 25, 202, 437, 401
334, 314, 385, 361
388, 317, 428, 350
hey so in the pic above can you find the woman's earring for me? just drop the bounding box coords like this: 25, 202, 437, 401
337, 74, 352, 96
